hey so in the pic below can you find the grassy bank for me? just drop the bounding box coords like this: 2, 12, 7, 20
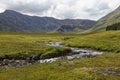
0, 31, 120, 58
64, 31, 120, 52
0, 53, 120, 80
0, 33, 72, 59
0, 31, 120, 59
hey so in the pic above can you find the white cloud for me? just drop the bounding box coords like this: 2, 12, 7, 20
0, 0, 120, 20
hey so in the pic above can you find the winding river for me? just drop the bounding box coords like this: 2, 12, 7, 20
38, 42, 104, 63
0, 42, 104, 68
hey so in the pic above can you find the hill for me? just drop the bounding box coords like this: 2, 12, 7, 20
89, 6, 120, 32
0, 10, 96, 33
53, 24, 86, 33
106, 22, 120, 31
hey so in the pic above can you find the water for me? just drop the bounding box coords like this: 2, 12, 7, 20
38, 42, 104, 63
0, 42, 104, 67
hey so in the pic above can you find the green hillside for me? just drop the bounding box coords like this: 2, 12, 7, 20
106, 22, 120, 31
89, 6, 120, 32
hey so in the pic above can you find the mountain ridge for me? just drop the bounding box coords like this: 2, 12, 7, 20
89, 6, 120, 32
0, 9, 96, 33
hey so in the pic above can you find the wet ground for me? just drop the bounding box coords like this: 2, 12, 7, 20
0, 42, 104, 68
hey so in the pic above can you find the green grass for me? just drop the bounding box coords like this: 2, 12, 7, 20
0, 53, 120, 80
0, 33, 73, 59
0, 31, 120, 80
64, 31, 120, 52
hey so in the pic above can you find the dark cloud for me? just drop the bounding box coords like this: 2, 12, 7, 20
9, 3, 51, 14
1, 0, 54, 15
0, 0, 120, 20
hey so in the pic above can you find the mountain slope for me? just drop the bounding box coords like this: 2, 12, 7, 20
53, 24, 86, 33
90, 6, 120, 32
0, 10, 96, 33
106, 22, 120, 31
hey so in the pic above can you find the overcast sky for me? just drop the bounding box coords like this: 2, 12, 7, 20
0, 0, 120, 20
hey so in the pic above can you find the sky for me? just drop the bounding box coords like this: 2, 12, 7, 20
0, 0, 120, 20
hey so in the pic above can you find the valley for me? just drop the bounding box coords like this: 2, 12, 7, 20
0, 31, 119, 80
0, 2, 120, 80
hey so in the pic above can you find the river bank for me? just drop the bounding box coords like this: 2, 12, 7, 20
0, 42, 104, 69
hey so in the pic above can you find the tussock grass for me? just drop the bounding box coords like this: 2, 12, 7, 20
0, 31, 120, 80
0, 53, 120, 80
0, 33, 72, 59
64, 31, 120, 52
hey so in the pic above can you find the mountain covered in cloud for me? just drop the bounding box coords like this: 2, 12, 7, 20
0, 10, 96, 33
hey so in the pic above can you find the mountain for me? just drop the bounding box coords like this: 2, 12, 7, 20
0, 10, 96, 33
53, 24, 87, 33
89, 6, 120, 32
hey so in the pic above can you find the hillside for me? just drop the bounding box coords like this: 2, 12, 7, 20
53, 24, 86, 33
89, 6, 120, 32
106, 22, 120, 31
0, 10, 96, 33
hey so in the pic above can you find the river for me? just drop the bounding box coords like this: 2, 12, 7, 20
0, 42, 104, 68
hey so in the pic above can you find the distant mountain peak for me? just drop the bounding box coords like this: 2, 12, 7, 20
4, 9, 18, 13
2, 9, 23, 16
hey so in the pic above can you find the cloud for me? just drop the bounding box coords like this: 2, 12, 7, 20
0, 0, 120, 20
83, 1, 111, 19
